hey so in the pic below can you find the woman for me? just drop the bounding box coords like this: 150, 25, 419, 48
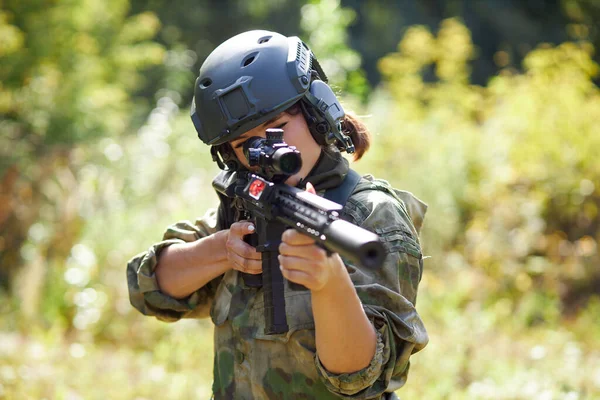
127, 30, 428, 399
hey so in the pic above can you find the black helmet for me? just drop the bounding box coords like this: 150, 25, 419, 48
190, 30, 354, 153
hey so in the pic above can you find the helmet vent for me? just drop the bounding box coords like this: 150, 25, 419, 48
258, 36, 272, 44
200, 78, 212, 88
296, 42, 309, 72
242, 52, 259, 68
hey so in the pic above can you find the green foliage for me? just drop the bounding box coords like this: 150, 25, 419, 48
127, 0, 309, 102
369, 18, 600, 317
1, 3, 600, 399
0, 0, 164, 168
300, 0, 369, 100
0, 0, 165, 302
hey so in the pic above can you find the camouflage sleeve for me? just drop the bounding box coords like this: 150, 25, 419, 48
314, 188, 429, 398
126, 208, 224, 322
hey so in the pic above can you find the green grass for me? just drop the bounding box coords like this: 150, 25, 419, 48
1, 293, 598, 399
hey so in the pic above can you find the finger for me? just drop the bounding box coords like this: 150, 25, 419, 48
279, 265, 317, 288
278, 254, 318, 274
305, 181, 316, 194
279, 242, 327, 261
281, 228, 316, 246
228, 251, 262, 274
229, 221, 256, 239
227, 232, 262, 259
227, 237, 262, 260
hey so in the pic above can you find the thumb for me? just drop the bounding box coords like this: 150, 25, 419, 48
305, 181, 317, 194
230, 220, 255, 238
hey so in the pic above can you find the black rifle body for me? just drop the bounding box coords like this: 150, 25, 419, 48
213, 170, 385, 334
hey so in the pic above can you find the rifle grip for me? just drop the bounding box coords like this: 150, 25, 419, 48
241, 232, 263, 287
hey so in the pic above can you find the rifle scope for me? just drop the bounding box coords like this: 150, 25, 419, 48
243, 128, 302, 178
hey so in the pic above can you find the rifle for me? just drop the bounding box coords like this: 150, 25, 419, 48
212, 129, 385, 334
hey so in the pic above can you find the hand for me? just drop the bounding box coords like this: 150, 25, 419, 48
278, 182, 346, 292
225, 221, 262, 274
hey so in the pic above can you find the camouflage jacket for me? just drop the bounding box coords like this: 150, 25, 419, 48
127, 149, 429, 399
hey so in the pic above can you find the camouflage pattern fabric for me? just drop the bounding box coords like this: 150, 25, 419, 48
127, 152, 428, 399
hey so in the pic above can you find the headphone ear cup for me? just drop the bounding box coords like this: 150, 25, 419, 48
300, 100, 327, 146
303, 80, 345, 147
316, 122, 329, 135
306, 80, 345, 128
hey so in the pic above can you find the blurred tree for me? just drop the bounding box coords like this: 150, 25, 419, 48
128, 0, 307, 103
127, 0, 369, 102
124, 0, 600, 100
561, 0, 600, 84
341, 0, 600, 87
374, 18, 600, 318
0, 0, 164, 296
300, 0, 369, 100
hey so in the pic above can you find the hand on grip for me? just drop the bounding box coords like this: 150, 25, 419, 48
226, 221, 263, 274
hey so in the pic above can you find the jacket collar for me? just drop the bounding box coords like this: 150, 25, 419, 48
298, 147, 349, 192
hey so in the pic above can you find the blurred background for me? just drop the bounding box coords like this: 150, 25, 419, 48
1, 0, 599, 399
